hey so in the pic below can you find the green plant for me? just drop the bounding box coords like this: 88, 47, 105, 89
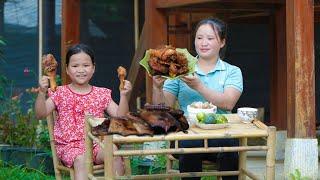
0, 36, 6, 63
289, 169, 312, 180
0, 160, 55, 180
0, 100, 38, 147
0, 74, 38, 147
36, 123, 51, 153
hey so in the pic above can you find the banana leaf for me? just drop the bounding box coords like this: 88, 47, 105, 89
139, 48, 197, 79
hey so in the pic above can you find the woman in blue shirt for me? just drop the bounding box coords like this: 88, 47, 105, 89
153, 18, 243, 180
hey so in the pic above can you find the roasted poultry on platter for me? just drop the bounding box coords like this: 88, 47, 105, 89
93, 104, 189, 136
42, 54, 58, 91
148, 45, 189, 77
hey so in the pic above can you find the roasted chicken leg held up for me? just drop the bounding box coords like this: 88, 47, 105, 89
117, 66, 127, 90
42, 54, 58, 91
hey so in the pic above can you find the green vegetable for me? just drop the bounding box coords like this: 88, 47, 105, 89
215, 114, 228, 124
196, 112, 206, 123
204, 114, 216, 124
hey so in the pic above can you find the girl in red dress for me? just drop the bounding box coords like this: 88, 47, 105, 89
35, 44, 132, 179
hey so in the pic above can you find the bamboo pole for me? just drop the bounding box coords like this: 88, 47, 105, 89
241, 168, 260, 180
69, 169, 75, 180
85, 114, 94, 177
88, 173, 94, 179
88, 132, 105, 149
238, 137, 247, 180
104, 135, 114, 179
112, 132, 268, 143
38, 0, 43, 79
115, 171, 239, 179
134, 0, 139, 49
91, 171, 240, 179
204, 139, 208, 148
114, 146, 268, 156
56, 165, 73, 171
123, 156, 132, 176
253, 119, 268, 130
266, 126, 276, 180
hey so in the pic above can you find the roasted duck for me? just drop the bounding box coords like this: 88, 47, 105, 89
93, 104, 189, 136
148, 45, 189, 77
142, 104, 189, 134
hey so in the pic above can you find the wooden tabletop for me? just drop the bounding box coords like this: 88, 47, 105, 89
111, 114, 269, 144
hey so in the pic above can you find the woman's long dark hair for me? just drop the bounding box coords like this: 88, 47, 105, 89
66, 43, 95, 66
194, 18, 227, 59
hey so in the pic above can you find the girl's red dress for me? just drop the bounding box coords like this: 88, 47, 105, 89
49, 85, 112, 167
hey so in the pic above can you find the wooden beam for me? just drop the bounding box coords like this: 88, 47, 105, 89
156, 0, 284, 9
228, 12, 270, 20
156, 0, 218, 8
127, 24, 147, 110
270, 5, 287, 130
61, 0, 80, 85
286, 0, 315, 138
145, 0, 168, 103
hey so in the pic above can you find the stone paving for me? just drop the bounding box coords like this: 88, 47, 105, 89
247, 157, 320, 180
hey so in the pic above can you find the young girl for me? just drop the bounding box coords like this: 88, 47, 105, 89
35, 44, 132, 180
153, 18, 243, 180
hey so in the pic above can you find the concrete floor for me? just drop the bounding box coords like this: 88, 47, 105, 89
246, 156, 320, 180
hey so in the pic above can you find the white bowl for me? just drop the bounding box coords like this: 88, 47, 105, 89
187, 105, 217, 125
237, 107, 258, 123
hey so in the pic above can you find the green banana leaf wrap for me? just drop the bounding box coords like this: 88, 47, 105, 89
139, 48, 197, 80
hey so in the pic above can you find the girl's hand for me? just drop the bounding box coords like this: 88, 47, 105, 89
39, 76, 50, 93
180, 74, 203, 90
153, 75, 166, 90
120, 80, 132, 96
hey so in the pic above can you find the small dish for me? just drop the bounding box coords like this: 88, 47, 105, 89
195, 122, 228, 130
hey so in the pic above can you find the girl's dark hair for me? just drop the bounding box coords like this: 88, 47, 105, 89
194, 18, 227, 59
66, 43, 95, 65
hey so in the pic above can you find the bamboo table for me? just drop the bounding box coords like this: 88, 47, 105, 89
85, 114, 276, 180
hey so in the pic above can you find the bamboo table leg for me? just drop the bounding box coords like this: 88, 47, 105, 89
105, 135, 114, 180
239, 137, 247, 180
266, 126, 276, 180
85, 115, 94, 177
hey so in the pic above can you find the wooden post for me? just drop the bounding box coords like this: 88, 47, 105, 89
145, 0, 168, 103
270, 5, 287, 130
286, 0, 315, 139
285, 0, 318, 178
61, 0, 80, 85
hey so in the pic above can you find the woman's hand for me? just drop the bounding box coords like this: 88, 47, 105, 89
180, 74, 203, 90
39, 76, 50, 93
120, 80, 132, 96
153, 75, 166, 90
